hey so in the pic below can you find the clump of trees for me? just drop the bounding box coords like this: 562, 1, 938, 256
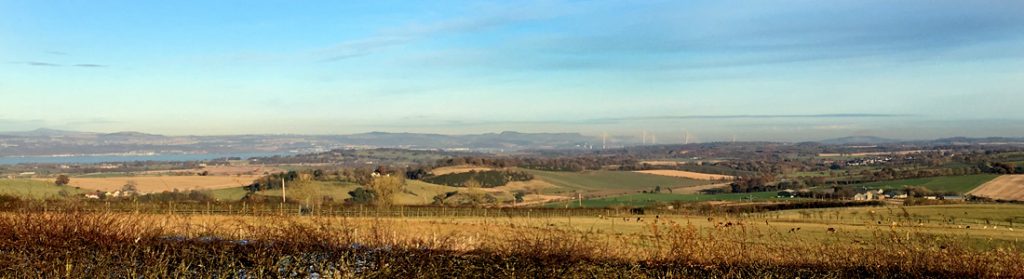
979, 162, 1024, 174
729, 176, 774, 193
421, 170, 533, 188
245, 171, 300, 192
133, 190, 214, 203
347, 187, 376, 205
347, 175, 405, 207
54, 175, 70, 186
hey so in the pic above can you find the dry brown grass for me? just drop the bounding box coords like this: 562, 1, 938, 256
634, 170, 735, 180
969, 175, 1024, 201
670, 183, 731, 194
430, 165, 495, 175
197, 165, 282, 176
639, 160, 684, 166
60, 175, 260, 193
2, 208, 1022, 278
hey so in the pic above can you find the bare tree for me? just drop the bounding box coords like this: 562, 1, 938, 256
368, 175, 404, 208
54, 175, 70, 186
464, 179, 485, 206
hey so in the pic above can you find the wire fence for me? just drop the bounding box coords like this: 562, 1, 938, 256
8, 201, 658, 218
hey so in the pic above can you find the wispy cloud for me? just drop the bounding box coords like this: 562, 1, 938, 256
7, 61, 109, 68
415, 0, 1024, 73
16, 61, 62, 67
313, 3, 563, 62
72, 64, 108, 68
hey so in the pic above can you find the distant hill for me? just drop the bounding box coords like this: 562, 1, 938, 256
818, 136, 901, 145
0, 129, 596, 157
928, 137, 1024, 145
0, 128, 95, 138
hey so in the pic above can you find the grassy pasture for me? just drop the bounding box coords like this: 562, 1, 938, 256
839, 174, 999, 193
524, 170, 710, 194
549, 191, 783, 208
397, 180, 462, 205
60, 175, 261, 193
0, 179, 87, 198
203, 187, 249, 201
255, 180, 360, 202
777, 204, 1024, 228
251, 179, 463, 205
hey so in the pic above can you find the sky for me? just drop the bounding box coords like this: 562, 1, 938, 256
2, 0, 1023, 141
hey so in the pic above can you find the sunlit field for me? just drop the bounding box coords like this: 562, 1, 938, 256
2, 200, 1022, 278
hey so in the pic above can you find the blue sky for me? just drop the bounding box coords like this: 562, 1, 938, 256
2, 0, 1023, 141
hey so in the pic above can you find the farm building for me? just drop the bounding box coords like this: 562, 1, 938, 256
854, 189, 886, 201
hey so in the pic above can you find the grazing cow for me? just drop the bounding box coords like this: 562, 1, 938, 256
827, 228, 836, 234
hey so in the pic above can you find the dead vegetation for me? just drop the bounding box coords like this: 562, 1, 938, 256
0, 205, 1022, 278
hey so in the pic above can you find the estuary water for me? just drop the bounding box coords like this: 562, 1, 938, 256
0, 152, 286, 164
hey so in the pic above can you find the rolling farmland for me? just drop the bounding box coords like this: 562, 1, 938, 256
61, 175, 261, 193
524, 170, 711, 194
968, 175, 1024, 201
633, 169, 735, 180
0, 179, 86, 198
838, 174, 999, 193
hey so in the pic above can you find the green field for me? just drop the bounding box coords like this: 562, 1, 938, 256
0, 179, 88, 198
203, 187, 249, 201
249, 179, 463, 205
396, 180, 462, 205
840, 174, 999, 193
549, 191, 782, 208
777, 204, 1024, 228
255, 180, 360, 202
525, 170, 710, 193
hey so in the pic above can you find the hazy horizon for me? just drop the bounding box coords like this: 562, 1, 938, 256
3, 1, 1024, 141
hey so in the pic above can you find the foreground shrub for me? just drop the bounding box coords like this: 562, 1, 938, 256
0, 210, 1021, 278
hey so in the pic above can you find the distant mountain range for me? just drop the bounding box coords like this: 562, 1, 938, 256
817, 136, 902, 145
0, 129, 597, 157
817, 135, 1024, 145
3, 128, 1023, 158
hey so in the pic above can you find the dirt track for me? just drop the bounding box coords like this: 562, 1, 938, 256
968, 175, 1024, 201
634, 170, 734, 181
671, 183, 730, 194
